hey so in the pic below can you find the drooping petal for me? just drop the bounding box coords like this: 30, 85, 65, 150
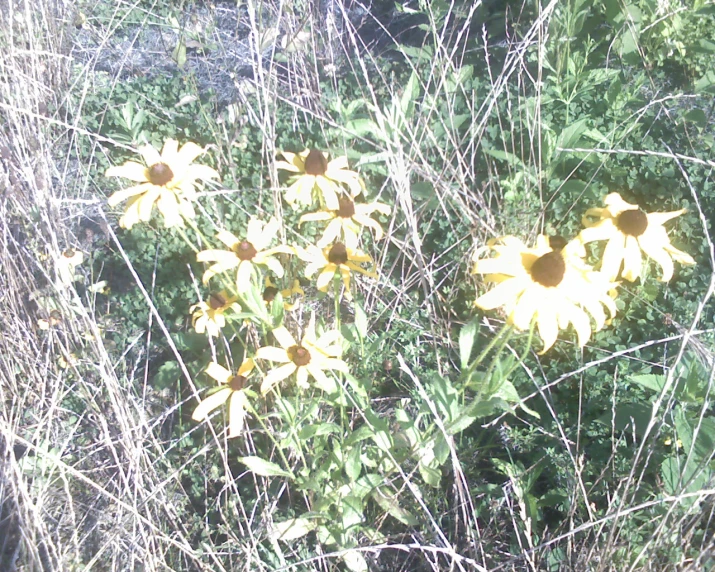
261, 363, 297, 393
536, 306, 559, 354
308, 365, 337, 393
228, 391, 248, 436
160, 139, 180, 160
600, 232, 626, 280
474, 277, 527, 311
317, 218, 343, 248
156, 191, 184, 227
639, 239, 674, 282
295, 366, 310, 389
621, 235, 643, 282
316, 266, 336, 291
107, 183, 150, 206
192, 388, 231, 421
235, 261, 254, 291
316, 176, 340, 210
510, 286, 540, 331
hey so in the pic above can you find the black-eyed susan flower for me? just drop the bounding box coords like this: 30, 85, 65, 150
299, 242, 377, 298
106, 139, 218, 229
472, 235, 617, 353
299, 197, 390, 248
192, 358, 255, 437
579, 192, 695, 282
276, 149, 363, 210
263, 277, 304, 311
56, 248, 84, 287
197, 217, 294, 291
191, 291, 238, 337
255, 313, 347, 393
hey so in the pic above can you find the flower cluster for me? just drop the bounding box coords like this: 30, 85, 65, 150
472, 193, 694, 353
105, 141, 389, 437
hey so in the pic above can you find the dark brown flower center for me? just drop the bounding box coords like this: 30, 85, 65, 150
148, 162, 174, 186
63, 248, 76, 258
616, 209, 648, 237
530, 251, 565, 288
337, 198, 356, 218
287, 345, 311, 366
304, 149, 328, 176
263, 286, 279, 303
328, 242, 348, 265
548, 235, 567, 251
228, 375, 247, 391
235, 241, 258, 261
208, 293, 227, 310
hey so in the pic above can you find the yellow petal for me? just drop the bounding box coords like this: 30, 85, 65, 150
261, 363, 296, 393
474, 277, 526, 311
228, 391, 248, 437
600, 233, 626, 280
272, 326, 298, 350
192, 388, 231, 421
255, 346, 291, 363
205, 362, 232, 384
621, 235, 642, 281
106, 161, 148, 182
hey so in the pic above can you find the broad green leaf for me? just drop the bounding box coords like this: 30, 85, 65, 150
371, 490, 419, 526
340, 495, 364, 530
418, 461, 442, 487
271, 517, 317, 541
238, 456, 294, 479
345, 446, 362, 481
459, 318, 480, 370
400, 71, 420, 118
342, 549, 368, 572
597, 403, 653, 439
172, 38, 187, 68
629, 373, 666, 393
353, 301, 368, 340
299, 422, 341, 441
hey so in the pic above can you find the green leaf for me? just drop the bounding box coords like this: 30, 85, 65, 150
299, 422, 341, 441
340, 495, 364, 530
345, 446, 362, 481
341, 549, 368, 572
271, 517, 318, 541
238, 456, 294, 479
172, 38, 187, 68
418, 461, 442, 487
629, 373, 666, 393
459, 318, 480, 370
354, 301, 368, 341
684, 109, 707, 128
694, 70, 715, 94
371, 490, 419, 526
400, 71, 421, 118
597, 403, 653, 439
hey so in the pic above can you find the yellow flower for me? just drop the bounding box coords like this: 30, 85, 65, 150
298, 242, 377, 298
197, 217, 294, 291
106, 139, 218, 229
472, 235, 617, 353
56, 248, 84, 287
255, 313, 347, 393
579, 192, 695, 282
276, 149, 363, 210
192, 359, 255, 437
299, 197, 391, 248
263, 277, 304, 311
191, 291, 238, 337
